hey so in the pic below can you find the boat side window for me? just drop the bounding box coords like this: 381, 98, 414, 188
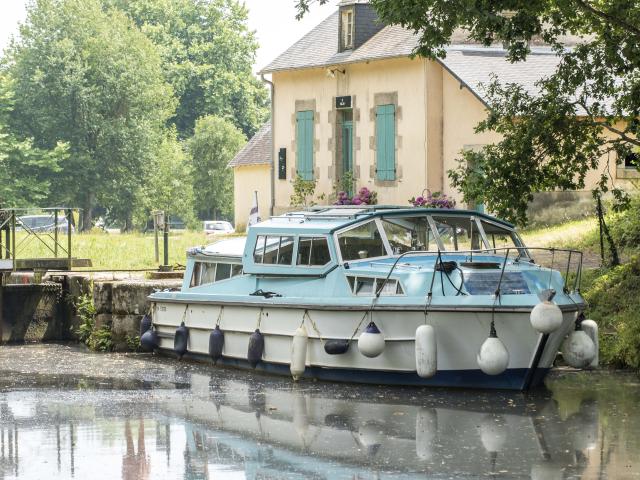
190, 261, 242, 287
431, 216, 484, 251
190, 262, 215, 286
479, 220, 522, 255
253, 235, 294, 265
337, 221, 387, 261
346, 276, 404, 296
297, 236, 331, 266
215, 262, 232, 281
232, 264, 243, 276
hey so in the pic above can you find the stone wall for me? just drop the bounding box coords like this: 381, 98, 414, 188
2, 272, 180, 351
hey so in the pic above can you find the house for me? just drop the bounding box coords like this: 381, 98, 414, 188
229, 0, 637, 230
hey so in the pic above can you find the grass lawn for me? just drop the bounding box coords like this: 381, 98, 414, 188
519, 217, 598, 249
10, 230, 238, 270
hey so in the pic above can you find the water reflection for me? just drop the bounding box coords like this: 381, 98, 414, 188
0, 361, 638, 479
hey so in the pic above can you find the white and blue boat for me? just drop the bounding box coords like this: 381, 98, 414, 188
147, 206, 595, 390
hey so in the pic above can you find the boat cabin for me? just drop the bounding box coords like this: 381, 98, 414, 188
242, 207, 526, 277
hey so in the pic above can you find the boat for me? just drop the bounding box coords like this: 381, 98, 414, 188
146, 206, 595, 390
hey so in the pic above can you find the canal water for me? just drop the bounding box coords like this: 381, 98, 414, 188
0, 344, 638, 479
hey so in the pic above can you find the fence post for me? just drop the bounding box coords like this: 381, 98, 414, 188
11, 210, 16, 272
54, 210, 59, 257
67, 208, 72, 269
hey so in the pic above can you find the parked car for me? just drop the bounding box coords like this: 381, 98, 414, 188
17, 214, 74, 233
204, 220, 235, 235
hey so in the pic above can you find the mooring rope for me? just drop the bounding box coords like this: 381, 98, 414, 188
215, 305, 224, 327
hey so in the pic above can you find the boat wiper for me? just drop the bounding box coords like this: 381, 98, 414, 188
250, 289, 282, 299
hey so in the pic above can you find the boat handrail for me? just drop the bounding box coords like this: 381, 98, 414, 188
371, 247, 583, 297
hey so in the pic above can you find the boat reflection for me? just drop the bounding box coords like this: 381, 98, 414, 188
0, 369, 638, 479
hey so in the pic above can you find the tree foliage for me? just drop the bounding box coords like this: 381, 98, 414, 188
135, 129, 196, 228
7, 0, 176, 228
298, 0, 640, 225
187, 115, 245, 220
107, 0, 269, 138
1, 0, 260, 228
0, 72, 67, 207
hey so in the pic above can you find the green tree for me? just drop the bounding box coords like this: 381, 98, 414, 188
107, 0, 269, 138
7, 0, 175, 229
135, 129, 196, 228
187, 115, 245, 221
297, 0, 640, 226
0, 72, 67, 207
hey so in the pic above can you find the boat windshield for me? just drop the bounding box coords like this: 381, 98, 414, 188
337, 220, 387, 260
479, 219, 524, 254
430, 215, 484, 251
335, 213, 525, 261
381, 218, 440, 254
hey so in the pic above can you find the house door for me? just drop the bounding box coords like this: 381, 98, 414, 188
341, 120, 353, 193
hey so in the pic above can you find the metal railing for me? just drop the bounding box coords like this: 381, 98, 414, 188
0, 208, 78, 272
372, 247, 584, 298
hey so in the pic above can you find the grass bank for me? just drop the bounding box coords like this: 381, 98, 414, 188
12, 230, 231, 270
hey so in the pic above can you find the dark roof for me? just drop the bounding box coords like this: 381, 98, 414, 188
259, 10, 592, 111
228, 121, 271, 168
260, 12, 418, 74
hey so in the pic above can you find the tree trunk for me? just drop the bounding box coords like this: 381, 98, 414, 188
81, 192, 94, 231
123, 212, 133, 232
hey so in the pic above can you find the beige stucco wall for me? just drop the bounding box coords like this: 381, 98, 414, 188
272, 56, 435, 212
242, 56, 636, 222
232, 164, 271, 231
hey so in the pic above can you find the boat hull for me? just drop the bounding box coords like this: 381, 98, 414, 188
152, 300, 577, 391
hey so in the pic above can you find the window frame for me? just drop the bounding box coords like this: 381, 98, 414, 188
334, 218, 392, 263
341, 8, 354, 50
346, 275, 406, 297
253, 235, 295, 267
296, 235, 333, 267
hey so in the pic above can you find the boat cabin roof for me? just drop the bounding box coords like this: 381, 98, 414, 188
251, 207, 515, 235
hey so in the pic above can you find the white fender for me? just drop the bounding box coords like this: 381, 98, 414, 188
358, 322, 385, 358
292, 393, 309, 442
580, 319, 599, 368
562, 329, 596, 369
415, 325, 437, 378
290, 324, 308, 381
477, 337, 509, 375
479, 414, 508, 453
415, 407, 437, 461
530, 301, 563, 334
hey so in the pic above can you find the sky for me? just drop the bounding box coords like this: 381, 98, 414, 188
0, 0, 336, 72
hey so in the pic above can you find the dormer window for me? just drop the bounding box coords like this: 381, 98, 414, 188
341, 8, 354, 50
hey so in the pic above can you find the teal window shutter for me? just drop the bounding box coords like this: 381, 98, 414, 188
375, 104, 396, 181
296, 110, 314, 180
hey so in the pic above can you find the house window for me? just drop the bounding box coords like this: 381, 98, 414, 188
375, 104, 396, 181
296, 110, 314, 180
625, 152, 638, 169
341, 8, 354, 50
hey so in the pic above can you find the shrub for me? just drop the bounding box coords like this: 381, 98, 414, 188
334, 187, 378, 206
75, 293, 96, 344
584, 256, 640, 370
608, 194, 640, 250
409, 190, 456, 209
